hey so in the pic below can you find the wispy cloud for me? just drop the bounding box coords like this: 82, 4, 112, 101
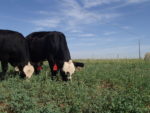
121, 26, 132, 30
79, 33, 96, 37
31, 0, 120, 31
61, 0, 119, 25
82, 0, 121, 8
37, 11, 50, 15
70, 29, 82, 33
103, 31, 116, 36
3, 0, 149, 32
32, 18, 61, 28
71, 42, 97, 47
127, 0, 149, 4
30, 0, 149, 39
96, 0, 150, 11
81, 0, 149, 11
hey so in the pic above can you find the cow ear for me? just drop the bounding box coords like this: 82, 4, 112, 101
73, 62, 84, 68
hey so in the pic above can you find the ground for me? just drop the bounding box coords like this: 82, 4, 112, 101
0, 59, 150, 113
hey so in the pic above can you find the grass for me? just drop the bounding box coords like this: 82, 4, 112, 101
0, 59, 150, 113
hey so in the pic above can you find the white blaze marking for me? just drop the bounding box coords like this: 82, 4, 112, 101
62, 60, 75, 80
23, 62, 34, 78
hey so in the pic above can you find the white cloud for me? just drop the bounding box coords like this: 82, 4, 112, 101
61, 0, 120, 26
82, 0, 121, 8
32, 18, 61, 28
37, 11, 49, 15
80, 33, 96, 37
71, 42, 97, 47
121, 26, 132, 30
104, 31, 116, 36
91, 0, 150, 11
32, 27, 44, 31
70, 29, 82, 33
31, 0, 148, 37
31, 0, 120, 33
127, 0, 149, 3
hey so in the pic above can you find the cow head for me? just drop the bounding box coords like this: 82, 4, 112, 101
62, 60, 75, 81
23, 62, 34, 78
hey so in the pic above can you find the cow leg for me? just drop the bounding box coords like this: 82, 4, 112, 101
60, 70, 68, 81
34, 62, 43, 75
48, 60, 58, 80
1, 61, 8, 73
34, 64, 40, 75
18, 66, 25, 78
0, 61, 8, 80
51, 69, 58, 80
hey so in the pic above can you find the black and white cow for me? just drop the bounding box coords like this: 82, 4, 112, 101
26, 31, 75, 81
0, 30, 34, 80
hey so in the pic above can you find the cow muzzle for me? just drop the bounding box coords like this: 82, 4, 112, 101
66, 72, 72, 81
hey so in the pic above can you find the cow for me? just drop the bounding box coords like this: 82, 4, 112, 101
26, 31, 75, 81
0, 30, 34, 80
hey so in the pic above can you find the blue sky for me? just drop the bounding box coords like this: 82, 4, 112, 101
0, 0, 150, 59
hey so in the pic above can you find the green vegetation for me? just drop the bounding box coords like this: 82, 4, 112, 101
0, 59, 150, 113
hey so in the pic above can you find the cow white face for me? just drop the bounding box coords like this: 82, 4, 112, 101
23, 62, 34, 78
62, 60, 75, 80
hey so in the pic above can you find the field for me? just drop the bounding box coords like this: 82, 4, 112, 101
0, 59, 150, 113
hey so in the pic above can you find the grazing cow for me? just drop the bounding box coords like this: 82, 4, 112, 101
0, 30, 34, 80
26, 31, 75, 81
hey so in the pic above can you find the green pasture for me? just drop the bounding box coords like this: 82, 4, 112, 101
0, 59, 150, 113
